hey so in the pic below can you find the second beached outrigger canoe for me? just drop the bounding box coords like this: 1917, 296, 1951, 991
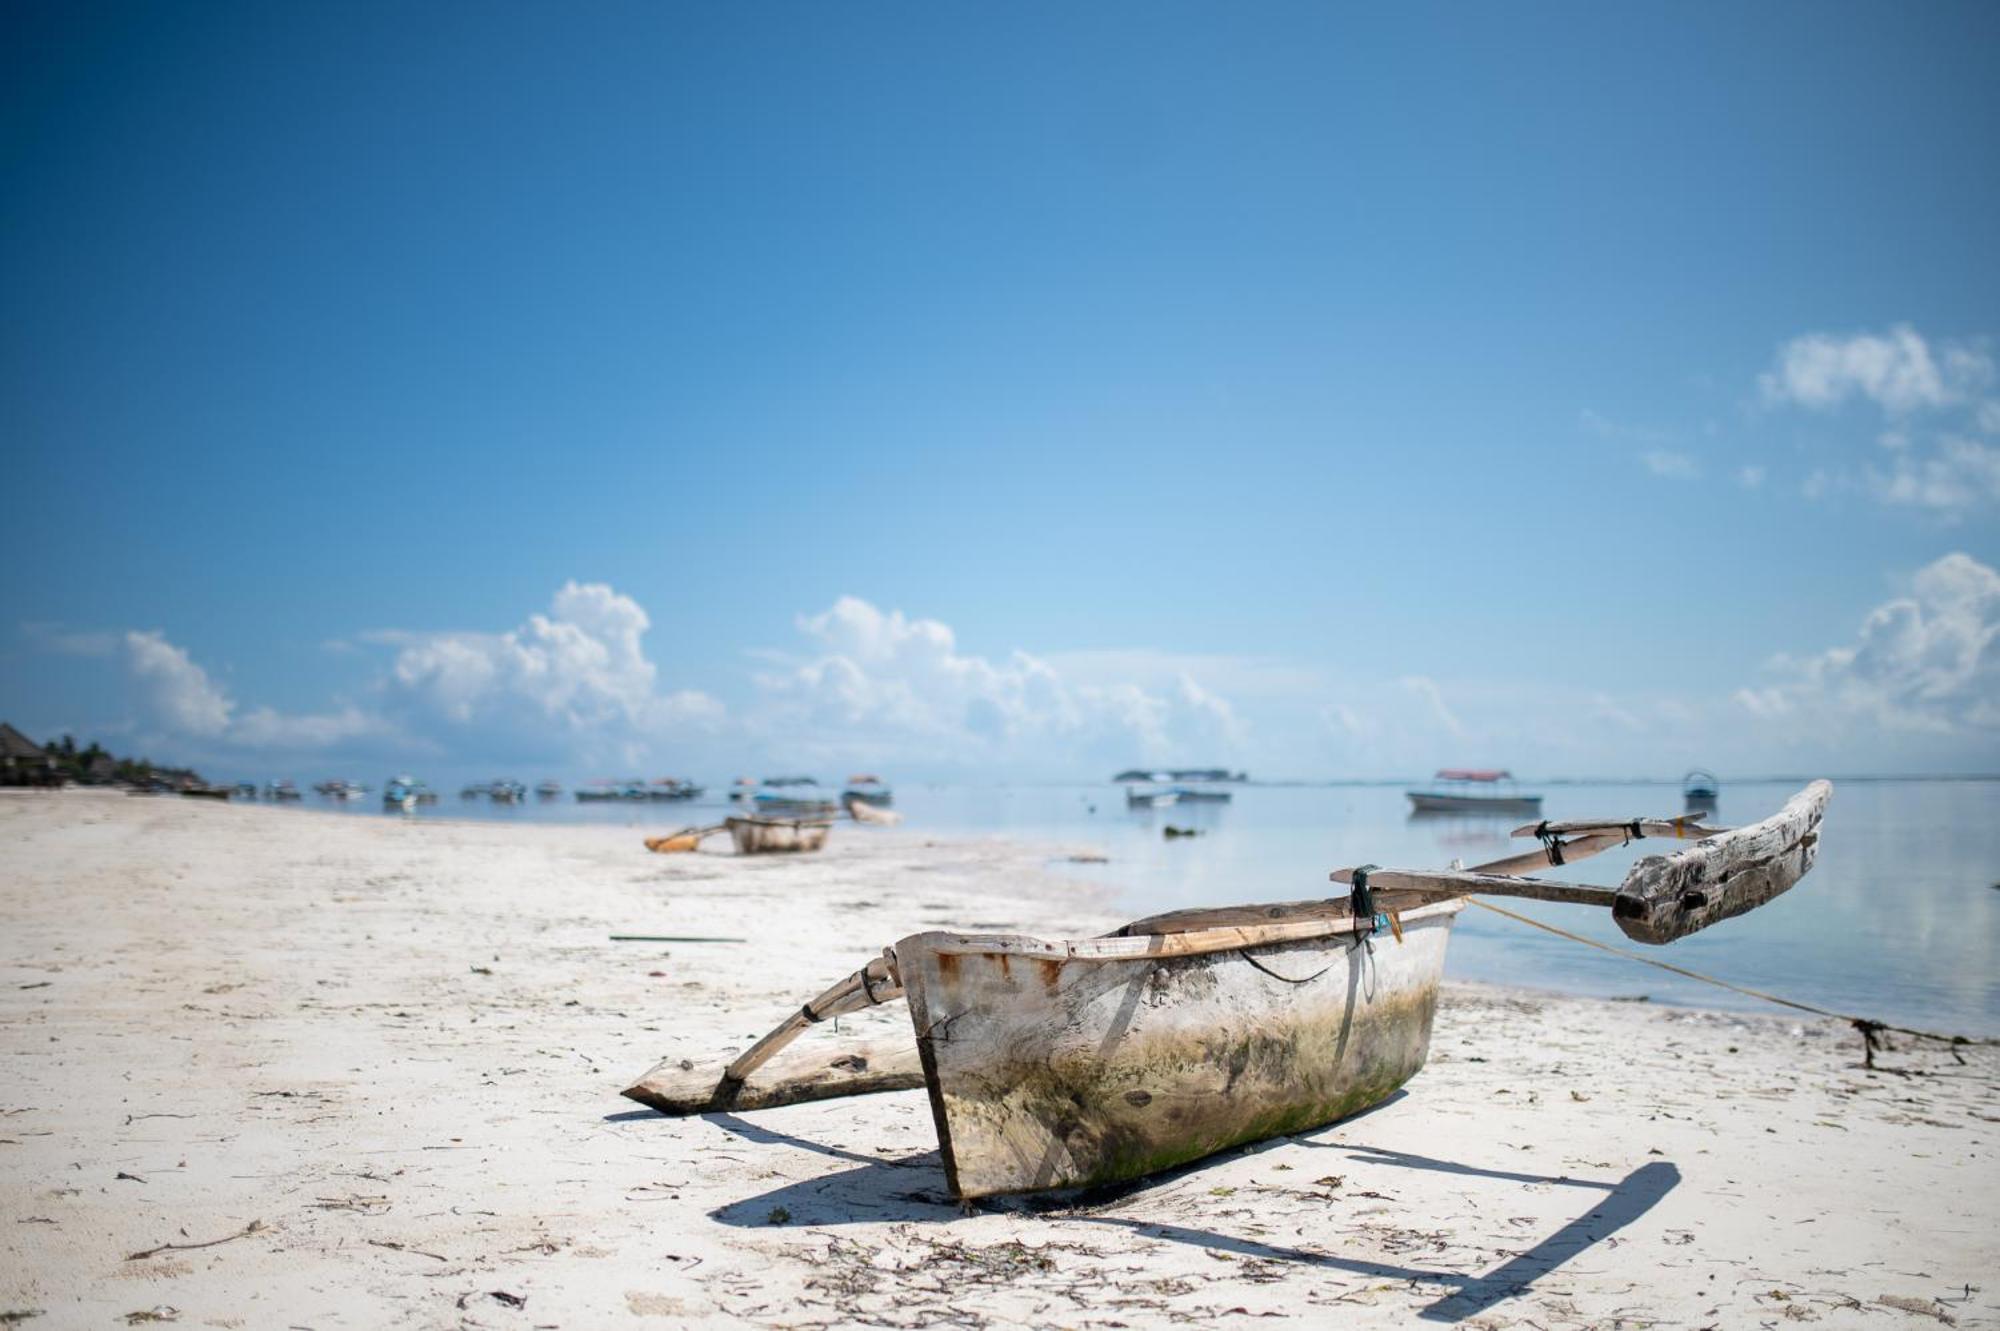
626, 780, 1831, 1198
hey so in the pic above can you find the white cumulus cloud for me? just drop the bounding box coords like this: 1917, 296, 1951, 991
121, 630, 383, 751
1734, 552, 1999, 736
752, 595, 1243, 770
381, 580, 724, 744
125, 630, 234, 737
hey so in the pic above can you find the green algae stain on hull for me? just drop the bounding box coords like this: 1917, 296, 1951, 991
899, 907, 1459, 1198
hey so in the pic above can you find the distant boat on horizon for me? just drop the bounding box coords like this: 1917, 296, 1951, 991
1406, 769, 1543, 815
1112, 767, 1247, 783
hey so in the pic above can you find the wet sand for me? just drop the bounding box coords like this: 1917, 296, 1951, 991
2, 790, 1994, 1328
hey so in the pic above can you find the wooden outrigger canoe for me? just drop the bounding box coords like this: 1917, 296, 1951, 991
726, 815, 831, 855
626, 781, 1830, 1198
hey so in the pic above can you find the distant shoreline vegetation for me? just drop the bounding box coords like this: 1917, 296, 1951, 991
16, 730, 207, 791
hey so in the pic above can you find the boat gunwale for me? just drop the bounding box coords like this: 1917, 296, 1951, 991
899, 898, 1463, 965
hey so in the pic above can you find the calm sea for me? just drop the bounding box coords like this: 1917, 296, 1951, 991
273, 778, 2000, 1036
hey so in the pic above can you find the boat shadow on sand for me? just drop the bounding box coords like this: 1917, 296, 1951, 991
659, 1097, 1680, 1323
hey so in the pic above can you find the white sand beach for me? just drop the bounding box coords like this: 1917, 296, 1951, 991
2, 790, 1994, 1329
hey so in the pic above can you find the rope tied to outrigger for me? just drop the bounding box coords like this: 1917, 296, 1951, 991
1467, 897, 1999, 1067
1347, 864, 1383, 952
1534, 821, 1567, 866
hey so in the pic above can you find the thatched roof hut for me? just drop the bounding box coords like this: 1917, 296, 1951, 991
0, 722, 59, 787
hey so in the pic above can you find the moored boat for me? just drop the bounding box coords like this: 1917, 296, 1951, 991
536, 779, 562, 799
1406, 769, 1542, 814
725, 815, 832, 854
576, 780, 653, 801
842, 774, 893, 807
1683, 768, 1720, 809
382, 775, 423, 811
1125, 785, 1178, 808
754, 789, 839, 817
844, 793, 903, 825
1167, 785, 1232, 803
628, 782, 1832, 1198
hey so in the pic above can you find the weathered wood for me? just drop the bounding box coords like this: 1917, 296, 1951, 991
897, 900, 1463, 1198
1121, 829, 1647, 932
1467, 832, 1628, 878
716, 954, 901, 1092
1114, 898, 1355, 936
1509, 814, 1726, 840
725, 816, 832, 855
623, 1035, 923, 1115
931, 912, 1389, 963
1611, 780, 1831, 944
1327, 866, 1619, 908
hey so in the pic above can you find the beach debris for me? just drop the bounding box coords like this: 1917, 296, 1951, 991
1, 1312, 45, 1325
1162, 825, 1203, 839
366, 1239, 446, 1262
1878, 1294, 1957, 1324
609, 934, 747, 944
766, 1206, 792, 1225
1065, 852, 1109, 864
126, 1219, 264, 1261
121, 1310, 178, 1326
113, 1171, 145, 1183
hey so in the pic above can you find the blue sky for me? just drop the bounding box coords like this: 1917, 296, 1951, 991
4, 1, 1997, 781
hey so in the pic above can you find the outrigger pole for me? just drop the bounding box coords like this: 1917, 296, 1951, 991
1330, 780, 1829, 944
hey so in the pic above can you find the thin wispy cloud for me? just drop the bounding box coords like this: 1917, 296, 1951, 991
1759, 324, 2000, 517
1759, 324, 1990, 414
1640, 450, 1700, 480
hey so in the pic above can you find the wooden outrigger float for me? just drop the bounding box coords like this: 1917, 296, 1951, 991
626, 781, 1830, 1198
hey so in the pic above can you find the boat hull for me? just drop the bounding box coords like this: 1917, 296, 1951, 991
1407, 791, 1542, 814
726, 816, 831, 854
896, 900, 1461, 1198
